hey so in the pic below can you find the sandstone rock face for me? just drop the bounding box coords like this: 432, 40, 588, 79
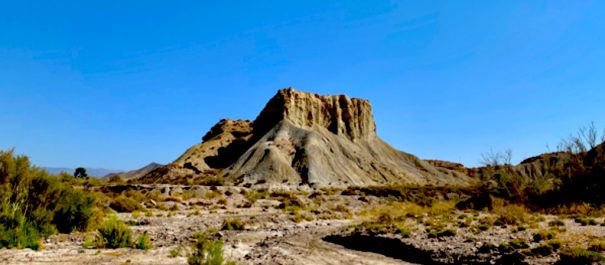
253, 88, 376, 141
137, 88, 474, 187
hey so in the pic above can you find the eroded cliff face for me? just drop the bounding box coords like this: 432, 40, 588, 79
136, 88, 473, 187
253, 88, 376, 141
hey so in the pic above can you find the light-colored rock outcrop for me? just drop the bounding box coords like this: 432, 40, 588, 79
136, 88, 473, 187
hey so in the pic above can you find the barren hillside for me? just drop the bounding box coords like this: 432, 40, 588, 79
136, 88, 472, 187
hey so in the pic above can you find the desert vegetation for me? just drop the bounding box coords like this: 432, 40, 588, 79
0, 149, 100, 249
2, 124, 605, 264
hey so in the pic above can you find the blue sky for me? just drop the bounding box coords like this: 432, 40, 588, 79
1, 1, 604, 170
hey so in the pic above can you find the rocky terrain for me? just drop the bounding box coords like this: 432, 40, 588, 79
136, 88, 472, 187
3, 89, 605, 265
2, 184, 604, 265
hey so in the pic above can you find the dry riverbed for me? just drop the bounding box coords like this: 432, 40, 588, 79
1, 185, 604, 265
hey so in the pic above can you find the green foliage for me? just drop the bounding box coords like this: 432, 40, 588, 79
532, 230, 557, 242
575, 217, 598, 226
170, 244, 184, 258
476, 224, 491, 231
342, 185, 471, 207
221, 218, 245, 231
277, 196, 305, 212
74, 167, 88, 178
0, 150, 99, 249
395, 227, 411, 238
199, 176, 224, 186
107, 175, 124, 183
109, 195, 141, 212
548, 219, 565, 227
96, 215, 132, 248
428, 228, 456, 238
531, 244, 555, 257
557, 248, 605, 264
187, 229, 235, 265
493, 203, 528, 225
490, 168, 527, 203
589, 239, 605, 252
499, 239, 529, 253
242, 189, 268, 204
52, 188, 97, 233
134, 231, 153, 250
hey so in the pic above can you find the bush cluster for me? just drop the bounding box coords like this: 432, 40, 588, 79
0, 150, 99, 249
188, 229, 236, 265
88, 214, 152, 250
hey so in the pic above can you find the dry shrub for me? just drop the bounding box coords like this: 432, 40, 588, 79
491, 200, 528, 225
110, 195, 142, 212
542, 203, 605, 217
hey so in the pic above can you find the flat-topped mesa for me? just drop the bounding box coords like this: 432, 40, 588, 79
135, 87, 475, 187
253, 88, 377, 141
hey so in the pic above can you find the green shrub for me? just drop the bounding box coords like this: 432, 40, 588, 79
499, 239, 529, 253
511, 225, 527, 233
242, 190, 269, 204
277, 196, 305, 212
531, 244, 554, 257
557, 248, 604, 264
533, 230, 557, 242
493, 204, 528, 225
589, 239, 605, 252
170, 244, 184, 258
548, 219, 565, 227
575, 217, 598, 226
134, 231, 153, 250
52, 188, 97, 233
477, 224, 491, 231
428, 228, 456, 238
508, 238, 529, 250
395, 226, 411, 238
107, 175, 124, 183
221, 218, 245, 231
0, 150, 99, 249
110, 195, 141, 212
96, 215, 132, 248
187, 230, 235, 265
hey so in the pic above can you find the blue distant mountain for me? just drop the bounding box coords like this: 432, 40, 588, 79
43, 167, 123, 178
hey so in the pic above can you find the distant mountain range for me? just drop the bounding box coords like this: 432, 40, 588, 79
105, 163, 163, 180
43, 167, 123, 178
44, 162, 163, 179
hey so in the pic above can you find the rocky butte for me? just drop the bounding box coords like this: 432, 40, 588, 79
136, 88, 473, 187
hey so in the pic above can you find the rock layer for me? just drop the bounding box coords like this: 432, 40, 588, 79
253, 88, 376, 141
136, 88, 473, 187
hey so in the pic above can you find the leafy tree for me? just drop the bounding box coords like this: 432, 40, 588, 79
74, 167, 88, 178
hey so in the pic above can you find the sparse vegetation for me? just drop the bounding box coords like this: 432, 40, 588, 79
532, 230, 557, 242
589, 239, 605, 252
575, 217, 598, 226
170, 244, 184, 258
557, 247, 605, 264
134, 231, 153, 250
187, 229, 236, 265
95, 215, 133, 248
220, 218, 245, 231
428, 228, 456, 238
492, 203, 528, 225
242, 189, 268, 204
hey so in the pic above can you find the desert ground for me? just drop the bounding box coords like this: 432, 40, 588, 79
2, 184, 604, 265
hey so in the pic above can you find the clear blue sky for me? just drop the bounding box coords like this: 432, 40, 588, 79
1, 1, 604, 170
